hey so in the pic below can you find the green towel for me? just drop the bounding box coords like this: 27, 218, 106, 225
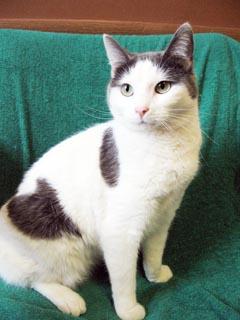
0, 30, 239, 320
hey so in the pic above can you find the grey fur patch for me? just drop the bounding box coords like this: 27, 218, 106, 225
184, 73, 198, 99
110, 55, 137, 87
159, 55, 198, 98
100, 127, 119, 187
7, 179, 81, 239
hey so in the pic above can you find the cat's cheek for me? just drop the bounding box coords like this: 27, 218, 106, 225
110, 105, 123, 120
109, 99, 136, 123
108, 87, 122, 102
109, 90, 138, 123
108, 94, 123, 117
123, 109, 143, 125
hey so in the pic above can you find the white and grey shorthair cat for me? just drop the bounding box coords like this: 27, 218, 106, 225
0, 23, 201, 320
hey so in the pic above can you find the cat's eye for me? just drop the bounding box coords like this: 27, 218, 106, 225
121, 83, 134, 97
155, 81, 171, 94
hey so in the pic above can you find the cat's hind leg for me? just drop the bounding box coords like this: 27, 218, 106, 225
33, 282, 86, 316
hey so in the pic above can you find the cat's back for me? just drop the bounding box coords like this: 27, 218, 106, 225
17, 121, 112, 196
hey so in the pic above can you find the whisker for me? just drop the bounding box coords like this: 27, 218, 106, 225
152, 113, 220, 147
79, 109, 111, 120
200, 129, 219, 145
169, 108, 218, 116
162, 120, 172, 132
86, 93, 106, 98
172, 107, 214, 112
147, 114, 194, 122
172, 117, 219, 145
199, 150, 210, 167
83, 106, 111, 115
160, 120, 171, 132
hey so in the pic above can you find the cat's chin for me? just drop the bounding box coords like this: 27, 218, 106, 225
113, 114, 172, 133
135, 118, 166, 130
116, 119, 167, 133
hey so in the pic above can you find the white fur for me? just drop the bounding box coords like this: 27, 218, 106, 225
0, 54, 201, 320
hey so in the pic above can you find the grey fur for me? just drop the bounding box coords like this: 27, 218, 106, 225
100, 127, 120, 187
110, 55, 138, 87
7, 179, 81, 239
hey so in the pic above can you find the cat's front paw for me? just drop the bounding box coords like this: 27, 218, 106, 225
145, 265, 173, 283
53, 290, 86, 316
116, 303, 146, 320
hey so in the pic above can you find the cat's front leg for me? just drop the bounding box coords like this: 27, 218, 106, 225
142, 230, 173, 283
100, 210, 146, 320
143, 192, 185, 283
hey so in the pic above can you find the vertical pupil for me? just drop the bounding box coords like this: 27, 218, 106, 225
126, 85, 129, 92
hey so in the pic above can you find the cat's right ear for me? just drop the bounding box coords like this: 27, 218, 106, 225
103, 35, 129, 76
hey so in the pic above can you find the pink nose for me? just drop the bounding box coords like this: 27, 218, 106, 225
135, 106, 149, 119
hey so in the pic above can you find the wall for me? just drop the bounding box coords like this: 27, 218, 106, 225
0, 0, 239, 39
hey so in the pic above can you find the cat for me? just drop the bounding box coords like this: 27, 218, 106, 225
0, 23, 201, 320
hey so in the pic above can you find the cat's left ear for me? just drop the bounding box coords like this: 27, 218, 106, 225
103, 34, 130, 76
162, 22, 193, 70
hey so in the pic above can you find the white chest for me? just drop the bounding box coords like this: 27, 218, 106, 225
116, 126, 201, 199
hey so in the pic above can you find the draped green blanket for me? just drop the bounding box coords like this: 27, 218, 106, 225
0, 30, 239, 320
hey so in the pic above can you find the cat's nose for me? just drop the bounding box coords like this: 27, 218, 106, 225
135, 106, 149, 119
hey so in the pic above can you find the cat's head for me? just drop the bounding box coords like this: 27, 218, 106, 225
103, 23, 198, 131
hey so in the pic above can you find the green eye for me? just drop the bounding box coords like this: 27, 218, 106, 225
155, 81, 171, 94
121, 83, 134, 97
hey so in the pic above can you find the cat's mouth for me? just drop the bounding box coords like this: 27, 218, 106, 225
133, 114, 171, 130
137, 118, 158, 128
137, 119, 152, 127
136, 117, 171, 131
